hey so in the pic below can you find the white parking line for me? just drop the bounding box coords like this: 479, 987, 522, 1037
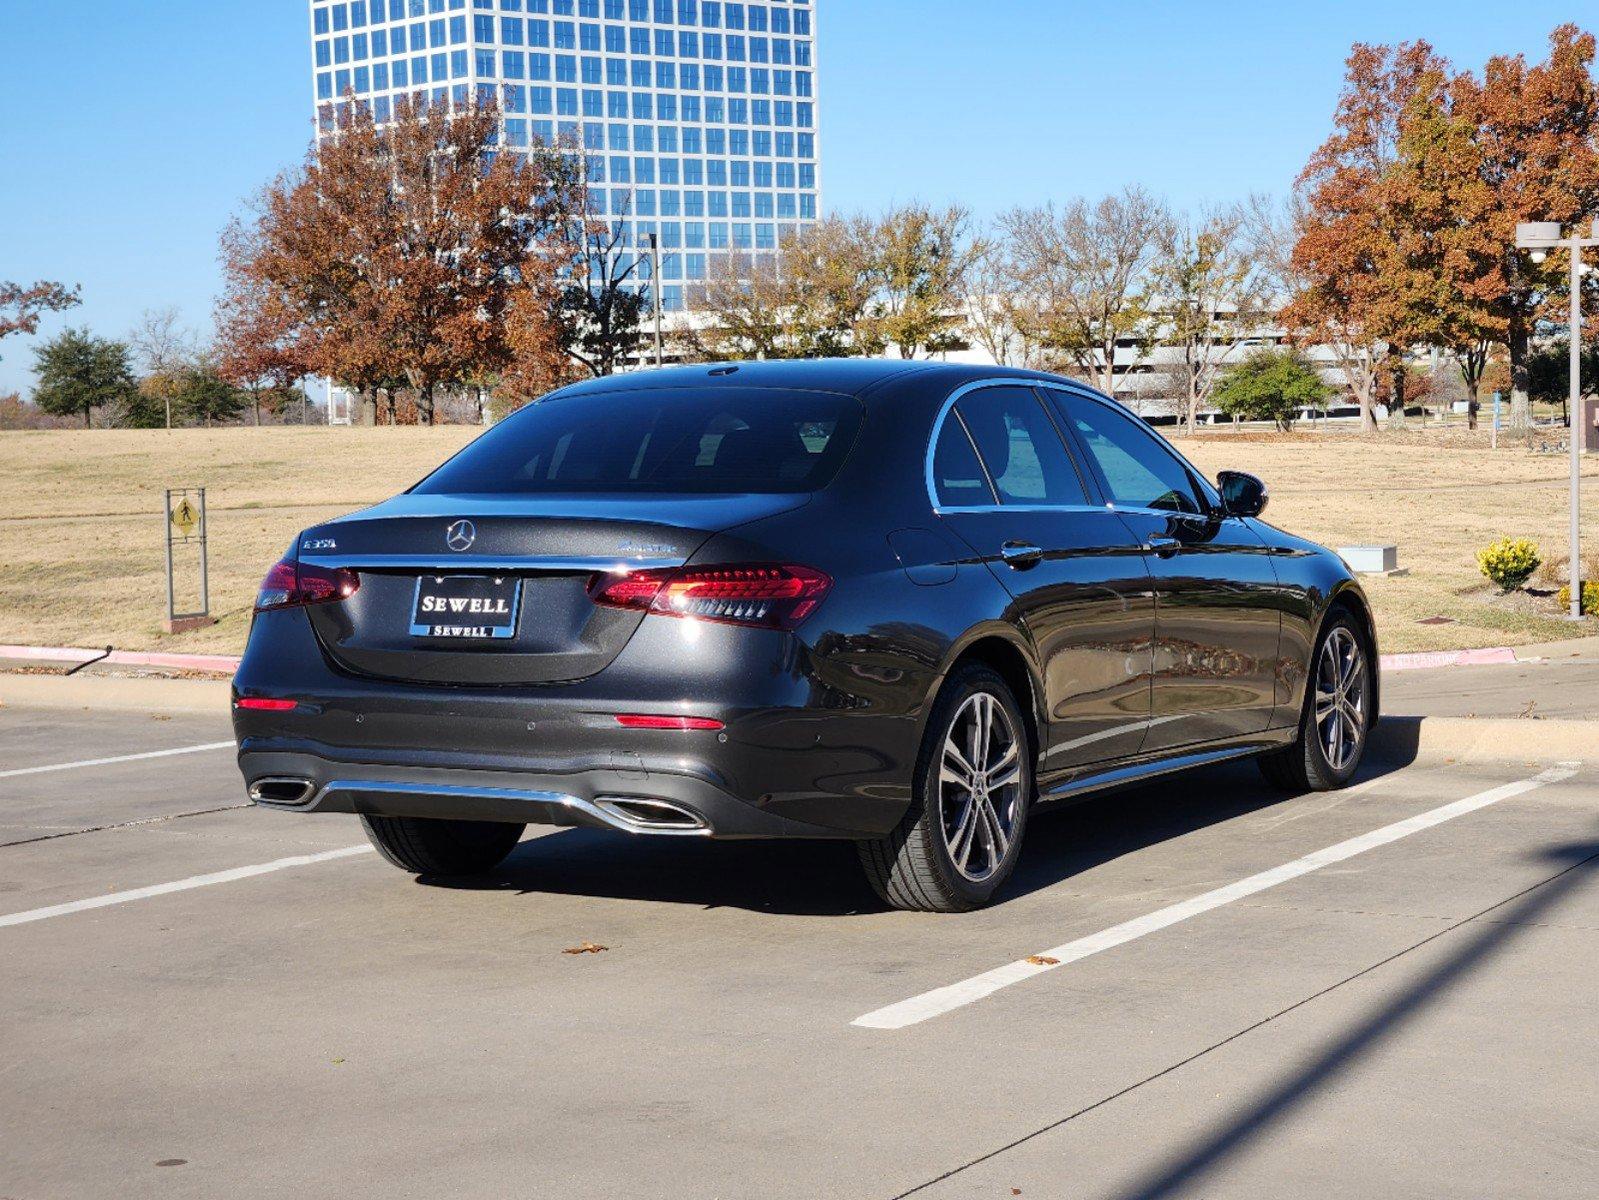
853, 762, 1581, 1031
0, 741, 234, 780
0, 845, 373, 929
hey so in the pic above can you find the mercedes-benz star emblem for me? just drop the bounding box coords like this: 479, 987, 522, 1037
445, 519, 476, 552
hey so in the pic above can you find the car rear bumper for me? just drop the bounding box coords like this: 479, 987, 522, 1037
237, 749, 868, 839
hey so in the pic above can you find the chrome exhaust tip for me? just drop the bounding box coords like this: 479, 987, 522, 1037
248, 777, 317, 808
594, 796, 709, 834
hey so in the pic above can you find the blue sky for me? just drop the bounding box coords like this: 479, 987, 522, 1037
0, 0, 1588, 396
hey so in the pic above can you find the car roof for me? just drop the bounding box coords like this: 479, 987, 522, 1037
548, 358, 1088, 402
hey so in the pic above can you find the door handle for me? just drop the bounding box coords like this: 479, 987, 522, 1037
1143, 535, 1181, 557
1000, 541, 1045, 569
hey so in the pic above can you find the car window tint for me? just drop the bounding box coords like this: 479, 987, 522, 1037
954, 387, 1089, 506
415, 390, 862, 495
1060, 395, 1202, 514
931, 415, 995, 507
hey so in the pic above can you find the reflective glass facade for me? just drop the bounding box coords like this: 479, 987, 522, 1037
309, 0, 820, 311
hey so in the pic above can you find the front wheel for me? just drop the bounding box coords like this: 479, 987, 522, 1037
360, 815, 526, 876
858, 664, 1032, 912
1259, 613, 1373, 792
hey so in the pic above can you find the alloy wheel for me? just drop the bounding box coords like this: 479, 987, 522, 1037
938, 692, 1023, 883
1314, 627, 1367, 773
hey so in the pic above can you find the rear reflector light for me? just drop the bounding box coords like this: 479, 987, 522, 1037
587, 563, 831, 630
235, 697, 299, 711
255, 557, 359, 612
614, 714, 725, 731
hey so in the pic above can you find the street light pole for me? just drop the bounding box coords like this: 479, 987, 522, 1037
646, 232, 664, 368
1516, 220, 1596, 620
1571, 230, 1583, 619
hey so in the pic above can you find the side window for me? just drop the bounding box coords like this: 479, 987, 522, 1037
1059, 394, 1203, 515
931, 413, 995, 508
955, 386, 1089, 506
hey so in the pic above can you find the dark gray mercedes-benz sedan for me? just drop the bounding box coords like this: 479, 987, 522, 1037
233, 360, 1377, 911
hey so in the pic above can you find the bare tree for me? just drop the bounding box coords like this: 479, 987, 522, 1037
960, 236, 1050, 369
128, 307, 199, 429
685, 215, 875, 361
531, 137, 648, 377
1149, 205, 1272, 433
999, 187, 1169, 398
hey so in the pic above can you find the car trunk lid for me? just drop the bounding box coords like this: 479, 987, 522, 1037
297, 492, 805, 686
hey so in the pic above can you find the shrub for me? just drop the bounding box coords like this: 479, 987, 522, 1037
1476, 538, 1541, 592
1213, 348, 1331, 431
1556, 582, 1599, 615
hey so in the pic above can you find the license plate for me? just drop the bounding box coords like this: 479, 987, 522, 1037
410, 575, 521, 640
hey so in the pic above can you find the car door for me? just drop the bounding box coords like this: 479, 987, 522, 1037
929, 383, 1156, 777
1050, 389, 1283, 753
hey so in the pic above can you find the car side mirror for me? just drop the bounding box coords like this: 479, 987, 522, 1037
1217, 471, 1268, 518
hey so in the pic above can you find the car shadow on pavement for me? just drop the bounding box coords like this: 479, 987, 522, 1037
1090, 834, 1599, 1200
420, 756, 1413, 916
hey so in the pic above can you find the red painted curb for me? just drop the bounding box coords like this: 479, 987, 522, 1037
0, 644, 240, 674
1378, 647, 1518, 673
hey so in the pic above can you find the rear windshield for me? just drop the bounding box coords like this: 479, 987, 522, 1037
415, 388, 864, 496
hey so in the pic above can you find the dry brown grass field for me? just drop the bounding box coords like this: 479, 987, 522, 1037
0, 424, 1593, 657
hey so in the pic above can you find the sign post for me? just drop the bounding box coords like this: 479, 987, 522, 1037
164, 488, 215, 634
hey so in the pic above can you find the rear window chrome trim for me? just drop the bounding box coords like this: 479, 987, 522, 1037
925, 377, 1108, 515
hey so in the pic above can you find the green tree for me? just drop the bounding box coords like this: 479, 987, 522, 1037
1525, 337, 1599, 422
1213, 348, 1330, 431
30, 328, 137, 428
861, 203, 983, 358
175, 362, 247, 426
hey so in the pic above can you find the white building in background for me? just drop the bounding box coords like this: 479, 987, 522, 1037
307, 0, 821, 312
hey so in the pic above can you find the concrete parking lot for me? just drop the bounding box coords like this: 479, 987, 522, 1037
3, 692, 1597, 1199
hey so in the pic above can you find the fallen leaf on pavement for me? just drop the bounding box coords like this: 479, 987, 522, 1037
563, 941, 609, 955
1024, 955, 1059, 967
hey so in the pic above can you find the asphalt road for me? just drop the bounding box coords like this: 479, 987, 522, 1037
3, 699, 1596, 1199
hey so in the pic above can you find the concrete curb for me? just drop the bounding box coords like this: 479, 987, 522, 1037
0, 644, 241, 674
1370, 716, 1598, 765
0, 672, 231, 716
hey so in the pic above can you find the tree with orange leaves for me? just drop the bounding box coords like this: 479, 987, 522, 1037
1287, 41, 1453, 432
1293, 26, 1599, 434
1449, 24, 1599, 431
213, 264, 310, 424
222, 94, 567, 425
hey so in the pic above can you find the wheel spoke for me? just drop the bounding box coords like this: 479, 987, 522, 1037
979, 796, 1009, 861
948, 797, 978, 870
942, 740, 977, 789
987, 762, 1022, 791
985, 738, 1017, 778
1315, 687, 1338, 724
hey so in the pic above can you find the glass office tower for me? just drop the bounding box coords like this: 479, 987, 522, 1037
308, 0, 820, 311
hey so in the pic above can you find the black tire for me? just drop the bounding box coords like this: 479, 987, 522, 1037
857, 663, 1032, 913
1258, 610, 1373, 792
360, 815, 526, 876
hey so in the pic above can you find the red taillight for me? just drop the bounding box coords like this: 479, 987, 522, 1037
255, 558, 360, 612
614, 714, 725, 731
587, 563, 831, 630
235, 697, 299, 711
